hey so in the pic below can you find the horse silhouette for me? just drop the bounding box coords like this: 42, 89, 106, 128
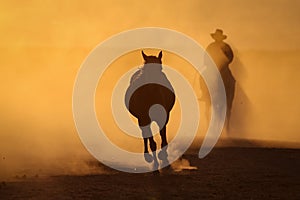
125, 51, 175, 164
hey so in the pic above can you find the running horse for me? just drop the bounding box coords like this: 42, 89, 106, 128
125, 51, 175, 163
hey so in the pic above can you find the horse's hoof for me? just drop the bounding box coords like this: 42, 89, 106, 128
153, 160, 159, 171
158, 149, 168, 160
144, 153, 153, 163
152, 170, 160, 175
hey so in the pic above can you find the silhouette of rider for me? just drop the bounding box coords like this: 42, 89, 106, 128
206, 29, 234, 70
206, 29, 235, 131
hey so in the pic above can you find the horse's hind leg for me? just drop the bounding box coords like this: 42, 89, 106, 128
143, 138, 153, 163
160, 125, 167, 149
143, 138, 149, 153
158, 113, 169, 149
158, 125, 169, 163
149, 136, 157, 152
140, 125, 155, 163
140, 126, 152, 152
148, 136, 159, 171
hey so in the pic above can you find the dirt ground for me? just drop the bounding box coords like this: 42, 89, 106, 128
0, 147, 299, 199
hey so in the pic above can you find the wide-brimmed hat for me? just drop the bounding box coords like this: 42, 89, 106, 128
211, 29, 227, 40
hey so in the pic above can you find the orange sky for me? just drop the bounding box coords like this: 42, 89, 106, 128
1, 0, 299, 49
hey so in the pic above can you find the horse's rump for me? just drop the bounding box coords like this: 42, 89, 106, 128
125, 69, 175, 118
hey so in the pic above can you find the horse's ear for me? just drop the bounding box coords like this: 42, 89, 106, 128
142, 51, 147, 61
158, 51, 162, 60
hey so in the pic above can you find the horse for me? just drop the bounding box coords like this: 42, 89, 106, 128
125, 51, 175, 164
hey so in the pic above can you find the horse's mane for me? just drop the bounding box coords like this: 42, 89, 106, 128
130, 64, 163, 85
130, 67, 143, 84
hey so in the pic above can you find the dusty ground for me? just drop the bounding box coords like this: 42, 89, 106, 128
0, 147, 299, 199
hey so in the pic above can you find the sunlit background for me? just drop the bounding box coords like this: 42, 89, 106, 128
1, 0, 300, 179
